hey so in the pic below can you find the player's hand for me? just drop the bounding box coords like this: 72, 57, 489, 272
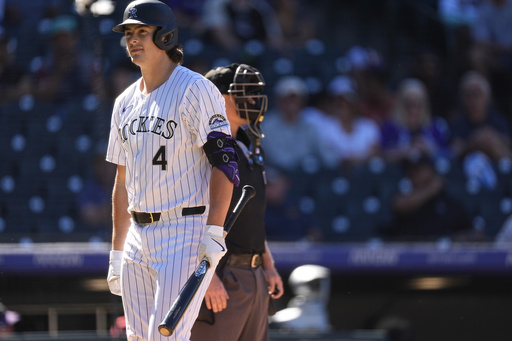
107, 250, 123, 296
265, 267, 284, 299
198, 225, 227, 269
204, 273, 229, 313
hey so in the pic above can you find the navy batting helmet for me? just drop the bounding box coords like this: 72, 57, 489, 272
113, 0, 178, 51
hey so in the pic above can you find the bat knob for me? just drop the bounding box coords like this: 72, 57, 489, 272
242, 185, 256, 199
158, 325, 172, 337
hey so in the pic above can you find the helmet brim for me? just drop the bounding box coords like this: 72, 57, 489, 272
112, 19, 148, 33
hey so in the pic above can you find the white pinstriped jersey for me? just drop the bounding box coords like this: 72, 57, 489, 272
106, 65, 231, 214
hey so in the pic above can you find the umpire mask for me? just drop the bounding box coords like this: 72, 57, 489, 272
206, 63, 268, 138
229, 64, 268, 138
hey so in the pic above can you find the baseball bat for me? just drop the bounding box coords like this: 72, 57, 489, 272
158, 185, 256, 337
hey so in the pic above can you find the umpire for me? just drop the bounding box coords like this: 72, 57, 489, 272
191, 64, 284, 341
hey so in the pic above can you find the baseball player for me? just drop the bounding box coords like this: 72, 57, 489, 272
105, 1, 239, 340
191, 64, 284, 341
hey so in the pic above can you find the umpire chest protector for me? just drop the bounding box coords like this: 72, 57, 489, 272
224, 126, 267, 255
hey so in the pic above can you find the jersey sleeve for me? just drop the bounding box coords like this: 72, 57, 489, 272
106, 96, 127, 166
181, 78, 231, 148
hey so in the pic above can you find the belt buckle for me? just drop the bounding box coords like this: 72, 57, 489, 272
148, 213, 155, 224
251, 254, 261, 268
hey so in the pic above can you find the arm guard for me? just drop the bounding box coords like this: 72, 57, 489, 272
203, 131, 240, 186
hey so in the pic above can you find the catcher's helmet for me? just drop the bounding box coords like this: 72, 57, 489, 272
205, 63, 268, 138
113, 0, 178, 51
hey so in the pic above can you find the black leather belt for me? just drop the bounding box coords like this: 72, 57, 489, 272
131, 212, 160, 224
131, 206, 206, 224
226, 253, 262, 268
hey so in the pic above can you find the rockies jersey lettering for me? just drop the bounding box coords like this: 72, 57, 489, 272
118, 116, 178, 142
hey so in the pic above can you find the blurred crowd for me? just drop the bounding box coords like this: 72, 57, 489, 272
1, 0, 512, 245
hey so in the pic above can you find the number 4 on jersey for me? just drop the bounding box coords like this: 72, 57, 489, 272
153, 146, 167, 170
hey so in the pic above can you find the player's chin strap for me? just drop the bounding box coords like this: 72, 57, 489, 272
236, 125, 264, 169
203, 131, 240, 186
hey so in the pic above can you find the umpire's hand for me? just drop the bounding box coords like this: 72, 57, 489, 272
204, 273, 229, 313
199, 225, 227, 269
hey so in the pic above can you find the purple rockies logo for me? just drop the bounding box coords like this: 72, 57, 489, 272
208, 114, 228, 129
128, 8, 138, 19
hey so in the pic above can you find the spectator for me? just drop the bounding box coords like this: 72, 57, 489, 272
381, 155, 481, 242
161, 0, 203, 33
76, 152, 116, 239
273, 0, 317, 51
93, 60, 140, 143
104, 59, 140, 101
438, 0, 481, 75
320, 75, 381, 171
201, 0, 284, 52
260, 75, 327, 173
346, 46, 395, 125
450, 70, 512, 189
409, 49, 457, 121
0, 28, 32, 104
450, 71, 512, 162
264, 168, 320, 242
2, 0, 68, 25
32, 14, 102, 102
469, 0, 512, 116
380, 78, 452, 164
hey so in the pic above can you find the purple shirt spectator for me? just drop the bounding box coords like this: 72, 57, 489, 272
381, 116, 451, 158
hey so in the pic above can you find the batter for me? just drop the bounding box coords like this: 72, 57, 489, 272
105, 1, 239, 340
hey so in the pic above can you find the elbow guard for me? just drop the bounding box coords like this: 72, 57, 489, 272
203, 131, 240, 186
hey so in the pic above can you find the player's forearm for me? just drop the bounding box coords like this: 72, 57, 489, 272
206, 167, 234, 227
112, 166, 131, 250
